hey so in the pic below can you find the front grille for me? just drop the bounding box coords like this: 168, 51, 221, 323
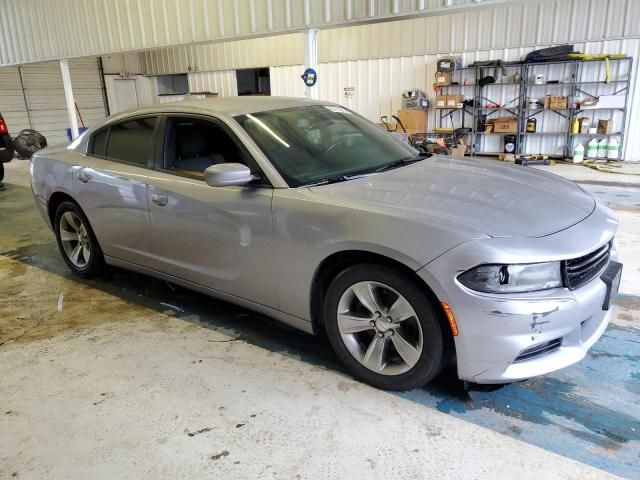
563, 241, 612, 290
514, 338, 563, 363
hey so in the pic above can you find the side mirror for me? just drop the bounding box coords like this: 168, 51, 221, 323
204, 163, 253, 187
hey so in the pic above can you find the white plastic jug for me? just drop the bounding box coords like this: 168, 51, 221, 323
586, 138, 598, 158
597, 138, 608, 159
572, 143, 584, 163
607, 137, 620, 160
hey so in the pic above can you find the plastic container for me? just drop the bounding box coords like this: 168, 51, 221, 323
526, 118, 537, 133
586, 138, 599, 158
66, 127, 88, 142
597, 138, 608, 159
607, 137, 620, 160
572, 143, 584, 163
571, 117, 580, 134
504, 135, 517, 154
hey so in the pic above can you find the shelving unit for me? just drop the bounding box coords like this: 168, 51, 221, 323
431, 57, 632, 160
434, 66, 476, 142
520, 57, 631, 160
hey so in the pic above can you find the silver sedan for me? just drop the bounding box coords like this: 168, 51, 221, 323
30, 97, 622, 390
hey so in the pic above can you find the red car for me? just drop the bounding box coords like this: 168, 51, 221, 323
0, 113, 14, 181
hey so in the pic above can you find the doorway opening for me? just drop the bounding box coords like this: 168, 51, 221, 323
236, 68, 271, 96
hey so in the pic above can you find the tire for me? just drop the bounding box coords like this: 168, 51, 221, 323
0, 163, 4, 182
323, 263, 445, 390
54, 200, 104, 278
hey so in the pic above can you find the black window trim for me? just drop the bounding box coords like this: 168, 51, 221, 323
87, 115, 161, 170
155, 113, 272, 188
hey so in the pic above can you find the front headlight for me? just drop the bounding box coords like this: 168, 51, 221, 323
458, 262, 563, 293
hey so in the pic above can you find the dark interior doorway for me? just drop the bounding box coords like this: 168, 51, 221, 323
236, 68, 271, 96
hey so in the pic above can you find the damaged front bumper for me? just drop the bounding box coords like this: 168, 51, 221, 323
418, 202, 619, 384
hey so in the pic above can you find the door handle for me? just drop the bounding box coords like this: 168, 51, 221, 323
77, 171, 91, 183
151, 192, 169, 206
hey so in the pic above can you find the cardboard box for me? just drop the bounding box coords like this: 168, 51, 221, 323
493, 117, 518, 133
435, 71, 452, 86
435, 95, 447, 108
446, 94, 464, 108
450, 138, 468, 157
396, 109, 429, 134
545, 95, 568, 109
484, 120, 495, 133
597, 119, 613, 134
579, 117, 590, 134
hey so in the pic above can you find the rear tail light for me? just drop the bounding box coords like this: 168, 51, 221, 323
0, 114, 7, 135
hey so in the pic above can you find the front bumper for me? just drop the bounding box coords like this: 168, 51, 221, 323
418, 202, 619, 384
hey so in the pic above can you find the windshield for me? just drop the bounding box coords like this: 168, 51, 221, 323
235, 105, 418, 187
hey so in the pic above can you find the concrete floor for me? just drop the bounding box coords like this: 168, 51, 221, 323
1, 160, 639, 479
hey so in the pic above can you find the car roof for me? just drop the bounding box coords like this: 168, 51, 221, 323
119, 96, 333, 118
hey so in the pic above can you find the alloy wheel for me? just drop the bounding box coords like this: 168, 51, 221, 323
337, 281, 423, 376
59, 211, 91, 268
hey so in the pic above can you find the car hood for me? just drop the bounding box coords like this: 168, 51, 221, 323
308, 156, 595, 238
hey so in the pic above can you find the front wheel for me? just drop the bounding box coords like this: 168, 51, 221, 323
323, 264, 445, 390
54, 201, 104, 278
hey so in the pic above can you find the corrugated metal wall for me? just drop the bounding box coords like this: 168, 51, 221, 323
318, 0, 640, 61
188, 71, 238, 96
0, 0, 524, 67
18, 58, 107, 145
0, 67, 29, 136
140, 33, 303, 74
137, 0, 640, 75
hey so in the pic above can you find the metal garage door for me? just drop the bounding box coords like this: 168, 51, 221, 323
19, 58, 107, 145
0, 67, 29, 137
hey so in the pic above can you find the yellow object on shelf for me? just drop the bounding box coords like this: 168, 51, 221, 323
433, 127, 454, 133
571, 117, 580, 134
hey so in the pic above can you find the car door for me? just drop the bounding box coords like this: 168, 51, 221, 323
145, 115, 276, 307
74, 116, 159, 266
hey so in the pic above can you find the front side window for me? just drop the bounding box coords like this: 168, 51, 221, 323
163, 117, 248, 178
103, 117, 157, 166
235, 105, 417, 187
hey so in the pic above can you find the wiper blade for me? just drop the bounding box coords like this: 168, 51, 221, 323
374, 154, 426, 173
305, 173, 369, 187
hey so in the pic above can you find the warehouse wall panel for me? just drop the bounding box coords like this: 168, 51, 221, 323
188, 70, 239, 96
4, 0, 640, 67
140, 33, 304, 75
17, 58, 107, 145
0, 67, 29, 136
2, 0, 537, 67
318, 0, 640, 62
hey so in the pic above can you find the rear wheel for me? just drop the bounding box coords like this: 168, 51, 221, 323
0, 163, 4, 181
54, 201, 104, 278
323, 263, 445, 390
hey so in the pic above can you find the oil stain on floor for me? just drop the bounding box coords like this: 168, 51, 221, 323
2, 181, 639, 479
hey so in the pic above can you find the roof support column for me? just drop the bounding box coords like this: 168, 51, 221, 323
60, 58, 79, 140
303, 28, 318, 99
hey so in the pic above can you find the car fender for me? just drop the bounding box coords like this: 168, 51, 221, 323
272, 188, 471, 321
30, 152, 76, 229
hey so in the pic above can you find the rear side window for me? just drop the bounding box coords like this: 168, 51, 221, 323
91, 117, 157, 166
91, 128, 108, 156
107, 117, 157, 166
